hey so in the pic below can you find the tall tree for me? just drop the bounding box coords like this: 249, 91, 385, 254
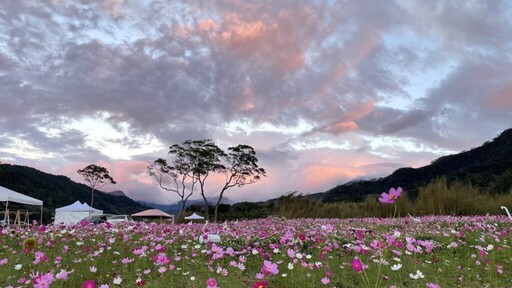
147, 158, 197, 219
213, 144, 266, 222
174, 140, 226, 221
77, 164, 116, 207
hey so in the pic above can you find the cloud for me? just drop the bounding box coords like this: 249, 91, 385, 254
0, 0, 511, 203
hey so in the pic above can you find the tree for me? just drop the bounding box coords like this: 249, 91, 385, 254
174, 140, 225, 221
147, 158, 197, 219
77, 164, 116, 207
213, 144, 266, 222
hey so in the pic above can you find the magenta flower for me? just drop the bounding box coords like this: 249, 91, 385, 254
33, 272, 54, 288
206, 278, 218, 288
321, 277, 330, 284
351, 258, 364, 272
426, 284, 440, 288
83, 280, 96, 288
379, 187, 403, 204
261, 260, 279, 275
252, 281, 268, 288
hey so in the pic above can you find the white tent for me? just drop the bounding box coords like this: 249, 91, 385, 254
54, 201, 103, 225
0, 185, 43, 223
184, 212, 205, 221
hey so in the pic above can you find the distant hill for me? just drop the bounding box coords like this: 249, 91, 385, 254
0, 164, 149, 223
139, 197, 233, 216
109, 190, 128, 197
317, 128, 512, 202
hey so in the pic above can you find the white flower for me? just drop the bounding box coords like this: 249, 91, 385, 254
409, 270, 424, 280
391, 264, 402, 271
14, 264, 22, 270
89, 266, 97, 273
288, 263, 294, 270
296, 253, 303, 259
281, 273, 287, 277
486, 244, 494, 251
273, 248, 280, 253
252, 249, 259, 255
305, 254, 312, 259
113, 276, 122, 285
190, 276, 196, 281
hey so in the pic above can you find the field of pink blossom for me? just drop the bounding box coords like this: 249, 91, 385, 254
1, 215, 511, 287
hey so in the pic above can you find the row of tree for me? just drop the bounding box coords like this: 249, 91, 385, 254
77, 139, 266, 223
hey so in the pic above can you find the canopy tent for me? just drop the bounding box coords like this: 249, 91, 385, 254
54, 201, 103, 225
132, 209, 174, 223
184, 212, 205, 220
0, 185, 43, 224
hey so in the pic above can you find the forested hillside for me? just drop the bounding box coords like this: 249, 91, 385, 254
0, 164, 148, 223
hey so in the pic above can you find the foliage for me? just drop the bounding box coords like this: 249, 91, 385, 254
170, 139, 226, 221
147, 158, 197, 219
151, 140, 266, 222
214, 144, 266, 222
77, 164, 116, 207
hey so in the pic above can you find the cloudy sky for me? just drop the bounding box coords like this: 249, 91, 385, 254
1, 0, 511, 205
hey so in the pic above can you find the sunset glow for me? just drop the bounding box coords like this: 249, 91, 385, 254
0, 1, 511, 204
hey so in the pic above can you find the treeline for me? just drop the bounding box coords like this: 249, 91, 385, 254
185, 177, 512, 221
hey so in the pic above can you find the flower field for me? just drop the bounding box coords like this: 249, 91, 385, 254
1, 215, 511, 287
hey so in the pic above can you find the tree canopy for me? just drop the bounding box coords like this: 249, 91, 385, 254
77, 164, 116, 207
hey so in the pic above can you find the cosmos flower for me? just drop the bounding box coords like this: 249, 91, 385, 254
253, 281, 268, 288
351, 258, 364, 272
206, 278, 217, 288
83, 280, 96, 288
379, 187, 403, 204
261, 260, 279, 275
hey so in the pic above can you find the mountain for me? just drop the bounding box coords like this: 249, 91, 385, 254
109, 190, 128, 197
139, 197, 234, 215
318, 128, 512, 202
0, 164, 149, 223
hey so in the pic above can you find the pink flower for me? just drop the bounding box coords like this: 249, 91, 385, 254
83, 280, 96, 288
321, 277, 330, 285
426, 284, 440, 288
206, 278, 218, 288
351, 258, 364, 272
252, 281, 268, 288
56, 269, 74, 280
261, 260, 279, 275
121, 257, 134, 264
33, 272, 54, 288
379, 187, 403, 204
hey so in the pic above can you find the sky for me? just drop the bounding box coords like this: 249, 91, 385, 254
1, 0, 511, 205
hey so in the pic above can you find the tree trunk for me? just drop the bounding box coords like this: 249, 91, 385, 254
178, 201, 185, 219
202, 193, 209, 221
213, 191, 225, 222
90, 187, 95, 207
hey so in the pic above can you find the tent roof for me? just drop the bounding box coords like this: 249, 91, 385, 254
131, 209, 173, 218
0, 185, 43, 206
184, 212, 204, 220
55, 200, 101, 212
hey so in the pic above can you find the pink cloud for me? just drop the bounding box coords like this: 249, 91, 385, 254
306, 100, 375, 136
196, 8, 317, 74
485, 84, 512, 108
